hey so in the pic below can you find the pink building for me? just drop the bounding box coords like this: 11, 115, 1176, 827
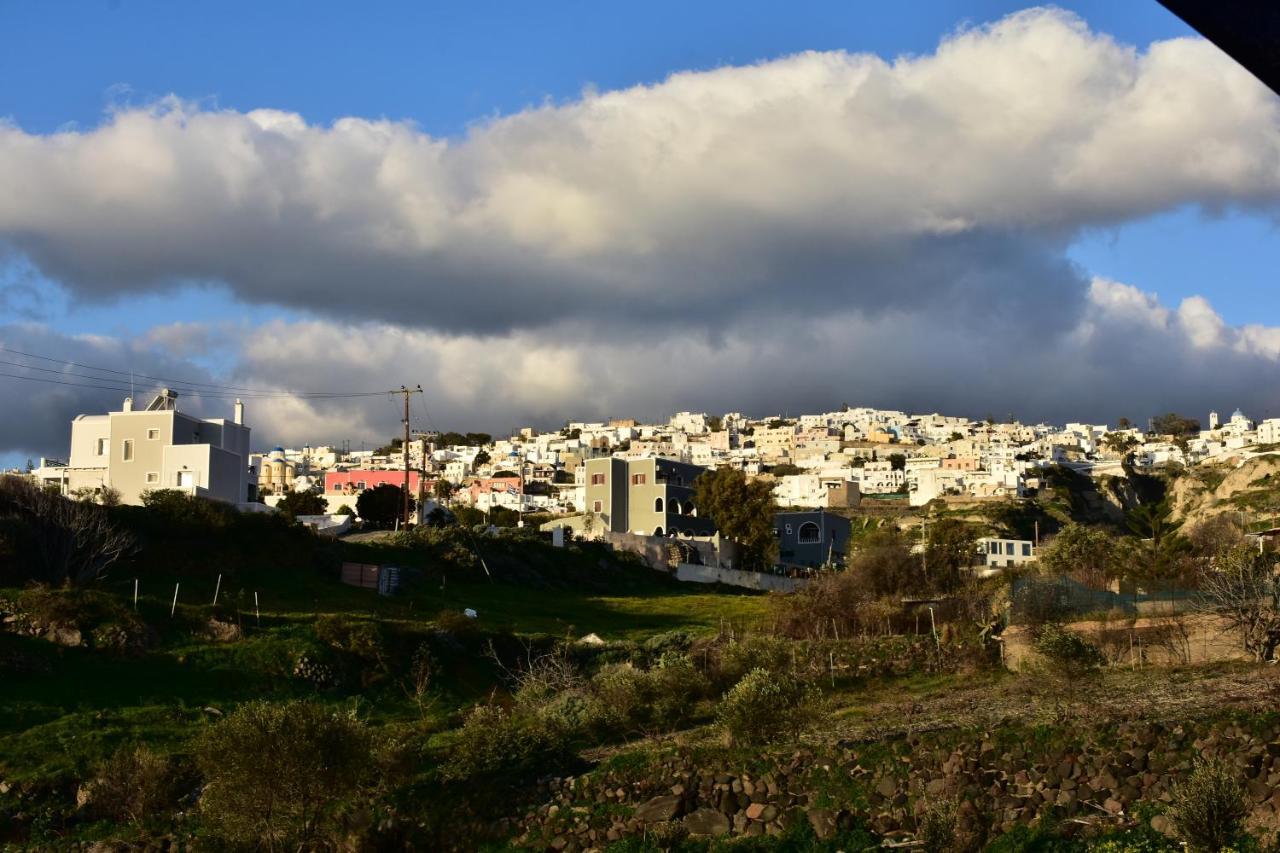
464, 476, 523, 505
326, 469, 424, 495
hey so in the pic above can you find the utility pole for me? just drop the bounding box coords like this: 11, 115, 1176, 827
396, 385, 424, 528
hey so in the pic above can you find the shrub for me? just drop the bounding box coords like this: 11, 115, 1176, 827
1032, 624, 1105, 675
440, 704, 570, 782
917, 797, 959, 852
1166, 757, 1248, 852
195, 700, 372, 849
587, 655, 709, 735
716, 635, 792, 687
716, 668, 819, 746
86, 744, 182, 825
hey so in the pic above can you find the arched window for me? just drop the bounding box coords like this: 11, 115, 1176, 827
683, 501, 694, 516
798, 522, 821, 544
670, 499, 682, 515
653, 526, 664, 537
654, 497, 664, 513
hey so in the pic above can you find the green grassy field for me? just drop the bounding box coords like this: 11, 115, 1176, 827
1, 548, 770, 785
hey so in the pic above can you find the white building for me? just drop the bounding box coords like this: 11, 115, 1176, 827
977, 537, 1037, 568
54, 390, 251, 506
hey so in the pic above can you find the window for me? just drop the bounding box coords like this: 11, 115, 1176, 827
798, 522, 821, 544
145, 472, 159, 484
96, 438, 107, 456
591, 473, 606, 485
357, 481, 366, 490
1022, 543, 1032, 556
122, 439, 134, 461
632, 473, 646, 485
592, 500, 602, 512
654, 497, 664, 512
146, 428, 160, 440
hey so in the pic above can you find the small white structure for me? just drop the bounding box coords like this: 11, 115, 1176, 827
976, 537, 1036, 568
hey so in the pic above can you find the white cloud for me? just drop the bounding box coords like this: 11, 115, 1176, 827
3, 7, 1280, 453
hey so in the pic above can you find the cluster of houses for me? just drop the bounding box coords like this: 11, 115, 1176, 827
26, 393, 1280, 573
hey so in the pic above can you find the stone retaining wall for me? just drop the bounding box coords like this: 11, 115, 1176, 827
507, 714, 1280, 850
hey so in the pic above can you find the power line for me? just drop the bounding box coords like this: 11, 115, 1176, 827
0, 344, 380, 397
0, 346, 396, 399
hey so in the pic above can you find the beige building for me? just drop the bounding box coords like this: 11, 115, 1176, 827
58, 390, 251, 506
583, 456, 717, 538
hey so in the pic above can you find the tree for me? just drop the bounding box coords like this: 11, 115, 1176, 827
333, 504, 355, 517
0, 475, 134, 586
947, 431, 964, 442
693, 468, 778, 571
473, 450, 491, 467
846, 528, 923, 596
275, 490, 327, 520
1035, 523, 1122, 590
768, 463, 803, 477
433, 479, 455, 503
887, 453, 907, 471
1195, 545, 1280, 661
1123, 500, 1190, 584
1151, 413, 1201, 437
706, 415, 723, 432
1101, 432, 1138, 454
196, 700, 372, 850
356, 483, 415, 529
1117, 417, 1133, 430
923, 518, 978, 592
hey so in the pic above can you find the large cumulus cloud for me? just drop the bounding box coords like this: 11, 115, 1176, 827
2, 7, 1280, 456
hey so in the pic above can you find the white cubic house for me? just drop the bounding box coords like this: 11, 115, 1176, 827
57, 390, 252, 506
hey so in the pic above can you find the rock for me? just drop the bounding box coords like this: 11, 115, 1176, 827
876, 776, 898, 799
1103, 798, 1124, 815
46, 624, 82, 647
1150, 814, 1176, 837
204, 619, 242, 642
806, 807, 837, 839
633, 794, 682, 824
683, 808, 730, 837
745, 802, 767, 821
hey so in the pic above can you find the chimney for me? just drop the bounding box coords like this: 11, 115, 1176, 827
122, 396, 134, 412
234, 399, 244, 425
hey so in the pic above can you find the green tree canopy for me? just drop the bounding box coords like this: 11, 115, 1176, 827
1036, 522, 1122, 590
693, 468, 778, 571
275, 490, 327, 520
1151, 413, 1201, 437
356, 484, 415, 529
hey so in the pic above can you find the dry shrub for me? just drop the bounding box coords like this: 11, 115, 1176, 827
86, 744, 182, 825
1167, 757, 1248, 852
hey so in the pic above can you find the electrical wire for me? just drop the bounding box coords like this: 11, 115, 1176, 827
0, 344, 387, 397
0, 346, 400, 399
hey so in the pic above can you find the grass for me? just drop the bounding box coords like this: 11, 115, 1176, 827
0, 549, 769, 786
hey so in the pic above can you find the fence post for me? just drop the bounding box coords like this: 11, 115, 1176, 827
170, 583, 180, 618
133, 578, 138, 610
212, 573, 222, 606
255, 591, 260, 627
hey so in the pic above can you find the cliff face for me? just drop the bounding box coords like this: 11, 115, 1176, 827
1167, 454, 1280, 525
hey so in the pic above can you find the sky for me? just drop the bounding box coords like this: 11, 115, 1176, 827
2, 0, 1280, 462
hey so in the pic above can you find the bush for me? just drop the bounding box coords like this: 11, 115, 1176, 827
917, 797, 959, 852
195, 700, 372, 849
440, 704, 570, 782
1032, 624, 1105, 675
85, 744, 182, 825
587, 655, 709, 735
716, 668, 819, 746
1166, 757, 1248, 852
716, 635, 792, 687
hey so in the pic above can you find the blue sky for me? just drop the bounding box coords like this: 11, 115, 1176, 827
2, 1, 1280, 459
